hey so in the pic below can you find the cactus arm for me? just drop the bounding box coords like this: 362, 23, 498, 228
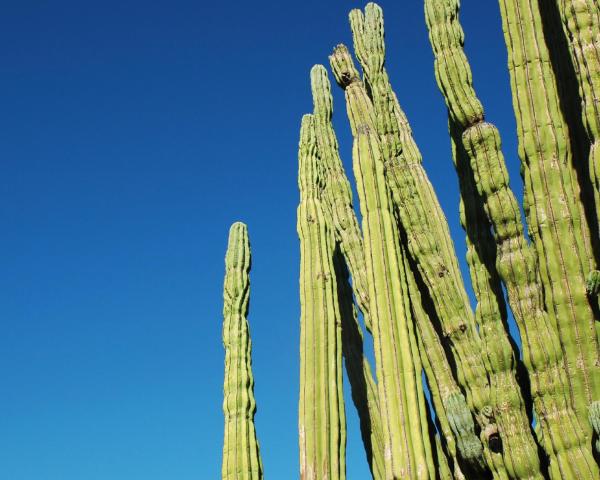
297, 115, 346, 480
329, 46, 431, 479
222, 222, 263, 480
554, 0, 600, 237
498, 0, 600, 428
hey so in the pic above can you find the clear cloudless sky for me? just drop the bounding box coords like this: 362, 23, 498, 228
1, 1, 524, 479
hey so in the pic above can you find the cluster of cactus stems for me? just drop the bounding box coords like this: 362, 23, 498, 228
220, 1, 600, 478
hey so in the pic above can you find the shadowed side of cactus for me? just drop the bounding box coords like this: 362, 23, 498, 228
330, 45, 431, 479
497, 0, 600, 435
297, 115, 346, 480
222, 222, 263, 480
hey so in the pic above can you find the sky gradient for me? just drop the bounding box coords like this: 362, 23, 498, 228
1, 1, 522, 478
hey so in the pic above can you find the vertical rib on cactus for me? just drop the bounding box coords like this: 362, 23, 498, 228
347, 4, 494, 461
310, 64, 385, 477
424, 1, 547, 477
554, 0, 600, 242
297, 114, 346, 480
329, 46, 430, 479
222, 222, 263, 480
498, 0, 600, 437
434, 435, 454, 480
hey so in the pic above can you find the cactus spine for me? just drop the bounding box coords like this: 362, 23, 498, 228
297, 115, 346, 480
329, 46, 431, 479
222, 222, 263, 480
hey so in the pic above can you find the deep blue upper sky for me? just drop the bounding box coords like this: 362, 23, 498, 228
1, 1, 522, 478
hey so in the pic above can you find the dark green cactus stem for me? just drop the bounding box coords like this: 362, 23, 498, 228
330, 46, 431, 479
347, 3, 495, 463
554, 0, 600, 239
222, 222, 263, 480
311, 64, 385, 478
297, 114, 346, 480
498, 0, 600, 437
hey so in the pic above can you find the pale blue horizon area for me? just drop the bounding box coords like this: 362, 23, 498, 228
1, 1, 523, 478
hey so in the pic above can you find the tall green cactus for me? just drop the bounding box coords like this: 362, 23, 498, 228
222, 222, 263, 480
329, 45, 431, 479
310, 64, 384, 478
347, 7, 495, 454
497, 0, 600, 440
297, 114, 346, 480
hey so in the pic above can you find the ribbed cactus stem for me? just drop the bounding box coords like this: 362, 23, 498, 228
311, 64, 385, 477
222, 222, 263, 480
297, 114, 346, 480
406, 258, 485, 476
330, 45, 431, 479
434, 435, 454, 480
424, 1, 548, 477
498, 0, 600, 432
554, 0, 600, 239
348, 4, 493, 460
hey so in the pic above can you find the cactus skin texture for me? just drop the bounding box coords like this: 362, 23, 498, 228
310, 64, 385, 478
498, 0, 600, 436
554, 0, 600, 239
222, 222, 263, 480
330, 45, 431, 480
297, 114, 346, 480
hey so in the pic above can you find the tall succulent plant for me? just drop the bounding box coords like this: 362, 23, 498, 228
329, 45, 431, 479
222, 222, 263, 480
297, 115, 346, 480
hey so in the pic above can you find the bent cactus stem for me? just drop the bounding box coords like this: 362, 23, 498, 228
297, 114, 346, 480
222, 222, 263, 480
330, 45, 431, 479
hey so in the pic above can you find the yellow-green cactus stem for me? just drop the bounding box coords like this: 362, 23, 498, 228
297, 114, 346, 480
554, 0, 600, 240
222, 222, 263, 480
347, 4, 492, 457
330, 45, 431, 479
406, 255, 486, 477
311, 64, 385, 477
334, 254, 384, 480
424, 1, 547, 477
434, 435, 454, 480
498, 0, 600, 436
310, 64, 372, 329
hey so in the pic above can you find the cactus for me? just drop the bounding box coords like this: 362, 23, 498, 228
222, 222, 263, 480
497, 0, 600, 433
347, 6, 495, 450
329, 45, 431, 479
310, 64, 385, 477
297, 114, 346, 480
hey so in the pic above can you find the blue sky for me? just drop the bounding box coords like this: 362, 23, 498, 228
1, 1, 522, 478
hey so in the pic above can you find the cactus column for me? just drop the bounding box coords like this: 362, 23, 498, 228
222, 222, 263, 480
330, 46, 431, 480
297, 115, 346, 480
498, 0, 600, 439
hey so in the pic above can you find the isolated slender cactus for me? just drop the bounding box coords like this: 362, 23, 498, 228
222, 222, 263, 480
297, 115, 346, 480
329, 44, 433, 479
